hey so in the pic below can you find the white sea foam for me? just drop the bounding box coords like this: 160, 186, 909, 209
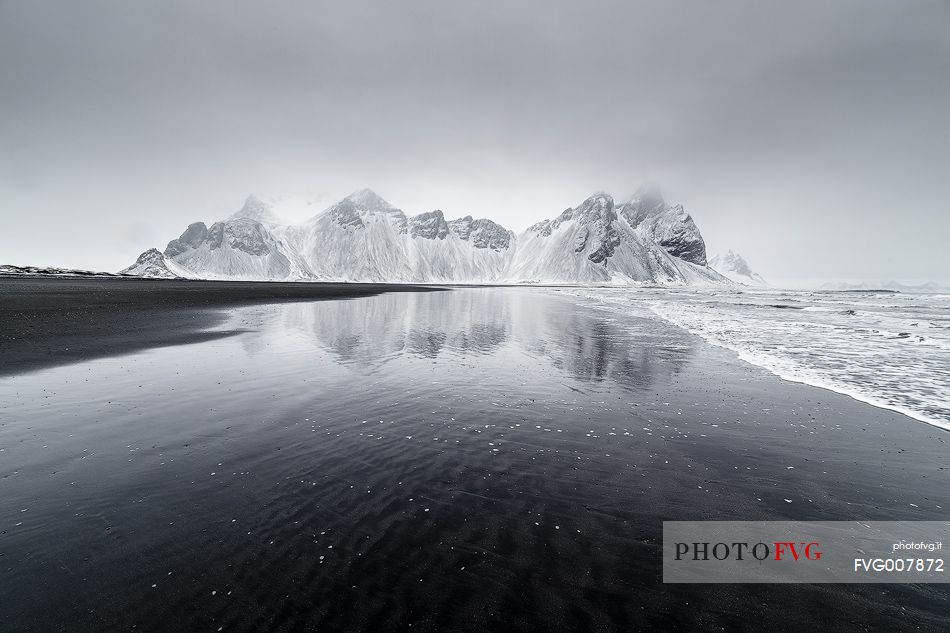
572, 288, 950, 431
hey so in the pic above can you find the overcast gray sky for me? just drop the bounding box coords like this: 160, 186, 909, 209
1, 0, 948, 284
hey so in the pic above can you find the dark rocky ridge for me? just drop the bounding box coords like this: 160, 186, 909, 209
448, 216, 512, 250
617, 187, 707, 265
408, 210, 450, 240
165, 219, 275, 257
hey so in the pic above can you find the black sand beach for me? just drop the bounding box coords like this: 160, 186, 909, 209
0, 280, 947, 632
0, 277, 441, 376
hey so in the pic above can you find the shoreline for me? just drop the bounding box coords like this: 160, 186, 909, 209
0, 271, 713, 290
0, 277, 444, 377
4, 277, 944, 430
652, 313, 950, 432
570, 288, 950, 433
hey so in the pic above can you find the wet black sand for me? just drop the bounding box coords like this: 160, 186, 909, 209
0, 277, 442, 376
0, 285, 948, 632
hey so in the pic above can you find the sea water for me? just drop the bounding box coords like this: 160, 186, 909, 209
574, 288, 950, 429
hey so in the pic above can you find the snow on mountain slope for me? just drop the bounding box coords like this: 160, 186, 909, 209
122, 217, 314, 280
510, 193, 724, 285
121, 248, 178, 278
167, 218, 314, 280
287, 190, 413, 281
708, 250, 767, 286
285, 190, 516, 282
123, 188, 729, 285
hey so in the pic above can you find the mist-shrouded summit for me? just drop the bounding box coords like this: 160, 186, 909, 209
230, 195, 283, 225
122, 188, 727, 285
709, 250, 767, 286
618, 186, 707, 266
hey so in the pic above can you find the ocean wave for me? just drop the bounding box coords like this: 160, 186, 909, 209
569, 289, 950, 431
644, 301, 950, 430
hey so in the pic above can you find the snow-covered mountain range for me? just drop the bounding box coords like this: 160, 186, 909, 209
122, 188, 730, 285
708, 250, 768, 287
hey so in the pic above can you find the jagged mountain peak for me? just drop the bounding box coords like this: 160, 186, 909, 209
447, 215, 512, 250
709, 250, 767, 286
574, 192, 613, 212
711, 250, 751, 274
586, 191, 614, 203
548, 193, 616, 226
448, 216, 475, 239
579, 192, 615, 213
231, 195, 282, 225
132, 247, 164, 265
343, 188, 394, 211
620, 186, 668, 228
408, 210, 449, 240
120, 248, 177, 278
318, 189, 405, 230
617, 188, 707, 266
165, 222, 209, 257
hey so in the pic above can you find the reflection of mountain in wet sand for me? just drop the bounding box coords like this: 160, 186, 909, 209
267, 288, 695, 392
512, 292, 697, 391
283, 288, 511, 363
